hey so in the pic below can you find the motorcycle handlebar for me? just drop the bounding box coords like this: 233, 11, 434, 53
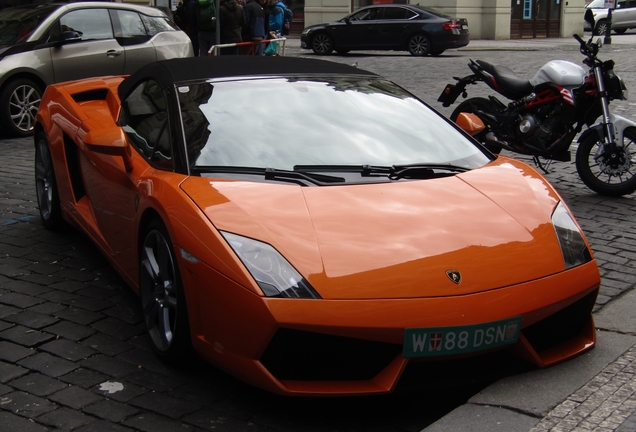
573, 33, 584, 44
573, 33, 598, 60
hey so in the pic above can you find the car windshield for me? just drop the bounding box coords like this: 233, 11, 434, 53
0, 5, 57, 47
177, 77, 491, 176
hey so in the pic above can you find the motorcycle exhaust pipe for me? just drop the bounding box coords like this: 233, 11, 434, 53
485, 132, 514, 151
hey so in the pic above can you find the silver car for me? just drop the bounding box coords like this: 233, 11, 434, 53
0, 2, 193, 137
585, 0, 636, 35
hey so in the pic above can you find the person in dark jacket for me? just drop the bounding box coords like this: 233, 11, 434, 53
219, 0, 245, 55
196, 0, 217, 56
183, 0, 199, 56
242, 0, 266, 55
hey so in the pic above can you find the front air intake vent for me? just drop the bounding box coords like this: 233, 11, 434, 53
522, 289, 597, 353
261, 328, 401, 381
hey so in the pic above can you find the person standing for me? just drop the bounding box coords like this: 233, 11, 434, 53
183, 0, 199, 56
268, 0, 284, 34
196, 0, 217, 56
242, 0, 266, 55
219, 0, 245, 55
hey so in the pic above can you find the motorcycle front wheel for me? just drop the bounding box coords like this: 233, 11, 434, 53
450, 97, 502, 154
575, 128, 636, 197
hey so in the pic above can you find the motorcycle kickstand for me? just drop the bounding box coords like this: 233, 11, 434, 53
532, 156, 552, 174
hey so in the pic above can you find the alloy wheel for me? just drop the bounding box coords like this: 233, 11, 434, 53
10, 83, 41, 133
408, 34, 431, 56
140, 228, 179, 352
312, 33, 333, 55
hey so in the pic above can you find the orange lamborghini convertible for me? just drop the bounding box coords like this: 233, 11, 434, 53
34, 56, 600, 396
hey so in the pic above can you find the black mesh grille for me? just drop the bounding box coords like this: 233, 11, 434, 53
522, 289, 597, 353
260, 329, 402, 381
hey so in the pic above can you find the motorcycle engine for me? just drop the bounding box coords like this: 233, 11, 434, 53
513, 105, 571, 154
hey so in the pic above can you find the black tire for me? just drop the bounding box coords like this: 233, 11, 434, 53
140, 220, 192, 364
0, 78, 43, 137
450, 97, 502, 154
594, 20, 607, 36
408, 34, 431, 56
430, 49, 446, 56
614, 28, 627, 34
311, 32, 334, 55
35, 132, 62, 230
575, 128, 636, 197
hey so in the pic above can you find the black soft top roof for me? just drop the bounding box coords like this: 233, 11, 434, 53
118, 56, 377, 100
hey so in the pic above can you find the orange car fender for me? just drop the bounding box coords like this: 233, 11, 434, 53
133, 172, 265, 341
182, 262, 278, 360
135, 174, 259, 292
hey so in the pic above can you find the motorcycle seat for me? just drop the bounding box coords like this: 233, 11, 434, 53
475, 60, 534, 100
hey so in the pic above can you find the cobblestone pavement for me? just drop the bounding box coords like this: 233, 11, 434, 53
530, 345, 636, 432
0, 139, 477, 431
1, 35, 636, 432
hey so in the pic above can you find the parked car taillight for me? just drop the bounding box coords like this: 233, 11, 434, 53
442, 21, 462, 31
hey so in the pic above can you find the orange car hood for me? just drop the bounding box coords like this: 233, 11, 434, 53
181, 158, 566, 299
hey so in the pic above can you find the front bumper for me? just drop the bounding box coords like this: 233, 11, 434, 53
435, 31, 470, 50
185, 260, 599, 396
300, 34, 309, 49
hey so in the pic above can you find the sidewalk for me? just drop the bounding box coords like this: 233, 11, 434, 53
458, 33, 636, 51
285, 31, 636, 52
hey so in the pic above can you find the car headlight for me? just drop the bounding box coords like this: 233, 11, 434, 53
551, 202, 592, 269
221, 231, 321, 299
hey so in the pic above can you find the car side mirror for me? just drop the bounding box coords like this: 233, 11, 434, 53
55, 30, 82, 46
83, 127, 134, 171
344, 17, 351, 24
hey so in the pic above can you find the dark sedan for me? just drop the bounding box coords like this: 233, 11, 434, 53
300, 4, 469, 56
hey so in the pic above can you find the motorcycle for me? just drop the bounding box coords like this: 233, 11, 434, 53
437, 33, 636, 197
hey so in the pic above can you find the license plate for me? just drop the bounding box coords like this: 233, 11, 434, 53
462, 24, 468, 30
403, 316, 522, 358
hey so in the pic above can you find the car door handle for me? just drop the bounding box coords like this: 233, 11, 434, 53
106, 49, 123, 57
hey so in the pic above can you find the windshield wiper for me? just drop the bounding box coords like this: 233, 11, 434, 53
294, 164, 469, 180
193, 166, 345, 186
390, 163, 469, 180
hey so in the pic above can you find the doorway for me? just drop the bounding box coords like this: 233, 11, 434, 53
510, 0, 562, 38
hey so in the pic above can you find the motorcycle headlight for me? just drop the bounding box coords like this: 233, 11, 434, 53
551, 202, 592, 269
605, 69, 628, 100
221, 231, 321, 299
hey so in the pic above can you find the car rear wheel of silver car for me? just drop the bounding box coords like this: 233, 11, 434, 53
311, 33, 334, 55
0, 78, 43, 137
35, 132, 62, 230
408, 34, 431, 56
140, 220, 192, 364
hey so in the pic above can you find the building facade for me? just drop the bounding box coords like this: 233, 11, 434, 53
302, 0, 588, 39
